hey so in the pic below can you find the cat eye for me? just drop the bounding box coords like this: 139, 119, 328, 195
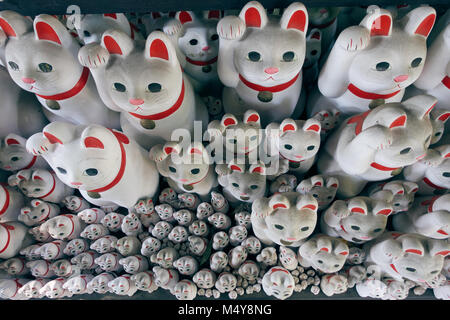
148, 83, 162, 93
406, 267, 416, 272
411, 57, 422, 68
394, 203, 400, 206
57, 167, 67, 174
211, 34, 218, 41
189, 39, 198, 45
232, 183, 239, 188
248, 51, 261, 62
191, 168, 200, 175
282, 51, 295, 62
375, 61, 390, 71
168, 166, 176, 173
310, 50, 318, 56
85, 168, 98, 176
435, 132, 441, 137
312, 194, 318, 198
373, 228, 382, 233
351, 225, 360, 230
250, 185, 258, 190
38, 63, 53, 73
284, 144, 293, 150
443, 172, 450, 177
301, 226, 309, 231
400, 147, 411, 154
8, 61, 19, 71
249, 135, 258, 141
307, 145, 315, 151
113, 82, 126, 92
83, 30, 91, 37
430, 270, 439, 274
274, 224, 284, 230
10, 157, 19, 162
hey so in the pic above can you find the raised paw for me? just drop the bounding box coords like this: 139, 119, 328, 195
337, 26, 370, 52
163, 18, 183, 36
360, 126, 393, 151
149, 144, 167, 162
217, 16, 246, 40
78, 43, 110, 69
26, 133, 52, 156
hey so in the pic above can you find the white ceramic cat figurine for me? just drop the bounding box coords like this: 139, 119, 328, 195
303, 29, 322, 86
0, 257, 28, 276
78, 29, 208, 149
320, 273, 349, 297
62, 195, 90, 213
0, 221, 34, 259
307, 6, 436, 117
18, 199, 60, 226
317, 95, 436, 197
216, 1, 308, 124
262, 266, 295, 300
307, 7, 340, 53
108, 274, 138, 296
296, 175, 339, 210
0, 134, 48, 172
402, 144, 450, 195
0, 183, 24, 223
39, 214, 85, 241
0, 11, 120, 127
26, 121, 159, 209
392, 194, 450, 239
368, 180, 419, 213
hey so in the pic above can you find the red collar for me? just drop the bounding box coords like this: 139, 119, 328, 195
20, 156, 37, 170
186, 56, 218, 66
35, 67, 89, 101
38, 204, 51, 223
370, 162, 401, 172
11, 279, 22, 298
87, 130, 129, 194
0, 223, 13, 253
239, 72, 300, 93
129, 79, 185, 120
423, 177, 445, 190
348, 83, 401, 100
347, 110, 371, 135
279, 152, 304, 163
442, 76, 450, 90
61, 215, 75, 239
0, 184, 10, 216
40, 173, 56, 200
73, 199, 83, 212
310, 16, 337, 29
269, 267, 289, 275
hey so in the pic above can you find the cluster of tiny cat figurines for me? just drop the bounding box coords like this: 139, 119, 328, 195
0, 1, 449, 300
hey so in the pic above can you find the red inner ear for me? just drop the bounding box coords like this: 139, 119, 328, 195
223, 117, 237, 126
415, 14, 436, 37
339, 251, 349, 255
110, 130, 130, 145
438, 113, 450, 122
189, 148, 202, 155
44, 132, 63, 144
246, 114, 259, 123
314, 181, 322, 186
377, 209, 392, 216
389, 115, 407, 128
35, 21, 62, 44
444, 153, 450, 158
370, 15, 391, 36
178, 11, 193, 24
282, 124, 296, 132
311, 31, 320, 40
273, 203, 287, 209
230, 165, 242, 172
435, 250, 450, 256
306, 124, 320, 132
104, 13, 118, 19
33, 175, 43, 181
103, 35, 123, 55
0, 18, 17, 37
208, 10, 221, 19
330, 183, 338, 188
245, 7, 262, 28
287, 10, 306, 32
302, 204, 317, 211
84, 137, 104, 149
252, 166, 264, 174
164, 147, 174, 154
397, 190, 404, 194
351, 207, 366, 214
405, 249, 422, 255
5, 138, 20, 145
149, 39, 169, 60
319, 247, 329, 252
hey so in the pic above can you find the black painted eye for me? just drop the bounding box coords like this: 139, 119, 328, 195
311, 49, 318, 56
34, 188, 41, 192
373, 228, 382, 233
334, 264, 340, 268
284, 144, 293, 150
435, 132, 441, 137
57, 167, 67, 174
39, 63, 53, 73
312, 194, 318, 198
327, 196, 332, 200
274, 224, 284, 230
148, 83, 161, 93
169, 166, 176, 173
301, 226, 309, 231
250, 185, 258, 190
307, 145, 315, 151
282, 51, 295, 62
8, 61, 19, 71
250, 135, 258, 141
400, 147, 411, 155
85, 168, 98, 176
351, 225, 360, 231
211, 34, 218, 41
248, 51, 261, 62
189, 39, 198, 45
406, 267, 416, 272
113, 82, 126, 92
443, 172, 450, 177
411, 57, 422, 68
232, 183, 239, 188
376, 62, 390, 71
430, 270, 439, 274
317, 260, 323, 264
191, 168, 200, 175
10, 157, 19, 162
83, 30, 91, 37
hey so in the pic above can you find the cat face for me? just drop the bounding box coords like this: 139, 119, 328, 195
63, 238, 88, 256
162, 150, 211, 186
78, 208, 105, 224
88, 273, 114, 294
101, 212, 124, 232
140, 237, 161, 256
155, 203, 174, 220
235, 210, 252, 228
0, 134, 34, 171
10, 169, 54, 198
40, 241, 65, 260
102, 30, 183, 116
19, 199, 53, 226
220, 162, 266, 202
63, 275, 92, 294
76, 14, 131, 44
188, 236, 207, 255
41, 214, 81, 240
173, 209, 194, 225
238, 261, 260, 281
40, 279, 67, 299
121, 212, 142, 234
95, 252, 121, 271
212, 231, 229, 250
242, 236, 262, 254
119, 255, 147, 274
108, 276, 132, 295
210, 251, 228, 271
153, 247, 178, 268
304, 29, 321, 68
279, 246, 298, 270
297, 175, 339, 209
229, 225, 247, 244
339, 209, 391, 243
215, 273, 237, 293
189, 220, 208, 236
152, 221, 173, 239
114, 236, 141, 256
228, 245, 247, 268
207, 212, 231, 229
173, 256, 198, 275
262, 267, 294, 300
193, 269, 216, 289
63, 196, 84, 212
80, 224, 108, 240
173, 280, 197, 300
168, 226, 188, 242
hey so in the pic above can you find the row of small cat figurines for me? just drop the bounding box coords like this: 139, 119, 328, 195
0, 185, 448, 300
0, 3, 448, 153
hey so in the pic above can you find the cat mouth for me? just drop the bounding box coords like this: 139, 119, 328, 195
240, 195, 250, 200
280, 239, 293, 246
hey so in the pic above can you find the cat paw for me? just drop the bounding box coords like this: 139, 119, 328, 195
217, 16, 246, 40
419, 149, 443, 167
337, 26, 370, 52
149, 144, 167, 162
163, 18, 183, 36
360, 126, 393, 151
78, 43, 110, 69
26, 133, 52, 156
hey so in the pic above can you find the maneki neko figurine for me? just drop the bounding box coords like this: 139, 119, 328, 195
307, 6, 437, 117
26, 121, 160, 209
368, 180, 419, 214
0, 183, 25, 223
0, 134, 48, 172
0, 11, 120, 127
216, 1, 309, 124
0, 221, 34, 259
317, 95, 436, 198
18, 199, 60, 226
78, 29, 208, 149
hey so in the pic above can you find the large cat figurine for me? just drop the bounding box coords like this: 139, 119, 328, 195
78, 29, 209, 149
216, 1, 308, 125
0, 134, 48, 172
0, 11, 120, 127
307, 6, 436, 117
26, 121, 160, 209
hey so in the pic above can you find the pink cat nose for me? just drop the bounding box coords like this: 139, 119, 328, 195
179, 179, 188, 182
394, 75, 409, 83
129, 98, 144, 106
71, 182, 82, 186
264, 67, 279, 75
202, 46, 210, 51
22, 77, 35, 84
287, 237, 296, 241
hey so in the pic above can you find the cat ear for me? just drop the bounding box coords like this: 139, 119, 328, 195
401, 237, 425, 256
403, 94, 438, 119
280, 119, 298, 135
280, 2, 308, 34
34, 14, 73, 46
428, 239, 450, 257
402, 6, 436, 38
295, 194, 318, 212
30, 199, 42, 207
0, 10, 32, 38
363, 106, 407, 131
162, 141, 181, 156
436, 145, 450, 160
32, 169, 51, 182
4, 133, 26, 146
316, 236, 333, 253
347, 198, 368, 215
101, 29, 134, 56
403, 181, 419, 194
42, 122, 78, 145
80, 125, 117, 151
221, 114, 238, 128
382, 181, 406, 196
145, 31, 179, 67
310, 175, 324, 187
334, 240, 349, 256
228, 160, 244, 173
303, 118, 321, 133
360, 8, 393, 37
326, 177, 339, 189
204, 10, 223, 20
431, 108, 450, 124
269, 194, 291, 210
239, 1, 268, 29
176, 11, 195, 25
373, 201, 393, 216
103, 13, 118, 20
308, 28, 321, 41
249, 162, 266, 175
243, 110, 260, 126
